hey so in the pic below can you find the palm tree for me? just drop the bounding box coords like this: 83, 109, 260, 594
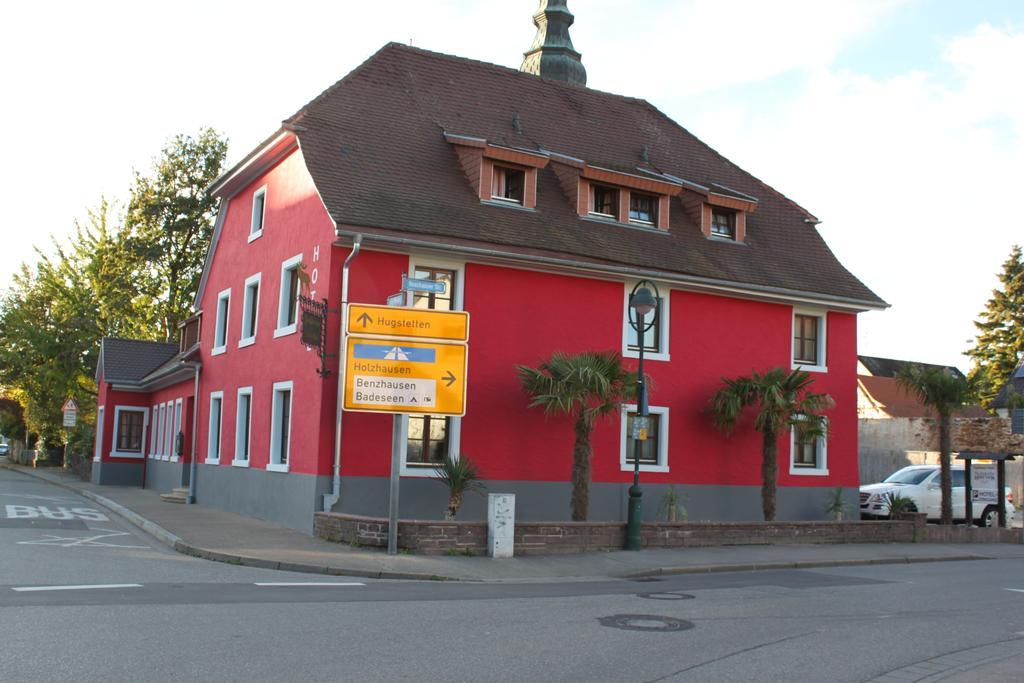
517, 351, 637, 521
710, 367, 833, 521
895, 364, 977, 525
432, 454, 486, 520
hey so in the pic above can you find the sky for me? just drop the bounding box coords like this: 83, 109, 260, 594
2, 0, 1022, 371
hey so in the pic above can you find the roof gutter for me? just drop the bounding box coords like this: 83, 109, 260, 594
333, 228, 889, 312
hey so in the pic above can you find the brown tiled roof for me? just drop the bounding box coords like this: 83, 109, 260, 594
858, 355, 966, 380
287, 43, 884, 307
98, 338, 178, 384
859, 376, 989, 419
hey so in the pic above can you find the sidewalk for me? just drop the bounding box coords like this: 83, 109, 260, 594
6, 463, 1024, 582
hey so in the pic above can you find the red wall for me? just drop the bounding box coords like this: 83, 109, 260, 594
194, 148, 338, 476
338, 261, 860, 488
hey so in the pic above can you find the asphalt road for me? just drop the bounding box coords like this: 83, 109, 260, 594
2, 467, 1024, 682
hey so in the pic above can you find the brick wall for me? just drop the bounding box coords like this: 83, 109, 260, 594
314, 513, 988, 555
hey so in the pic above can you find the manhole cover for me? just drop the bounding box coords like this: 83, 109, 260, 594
637, 592, 695, 601
598, 614, 694, 632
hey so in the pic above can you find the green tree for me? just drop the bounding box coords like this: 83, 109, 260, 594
967, 245, 1024, 407
896, 364, 977, 525
517, 351, 637, 521
125, 128, 228, 339
710, 367, 832, 521
0, 199, 156, 449
0, 393, 28, 443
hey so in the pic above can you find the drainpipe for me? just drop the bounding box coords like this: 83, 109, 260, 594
322, 234, 362, 513
186, 362, 201, 504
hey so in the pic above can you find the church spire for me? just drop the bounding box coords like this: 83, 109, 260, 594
520, 0, 587, 87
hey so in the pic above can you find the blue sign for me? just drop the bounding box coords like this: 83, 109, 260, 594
353, 343, 436, 363
403, 276, 446, 294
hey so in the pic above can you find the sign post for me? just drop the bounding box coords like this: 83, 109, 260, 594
342, 299, 470, 555
61, 398, 78, 469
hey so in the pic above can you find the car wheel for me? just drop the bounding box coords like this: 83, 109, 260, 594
979, 506, 998, 528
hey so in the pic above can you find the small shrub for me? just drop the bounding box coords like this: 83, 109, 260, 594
659, 487, 687, 522
823, 487, 848, 521
883, 491, 916, 519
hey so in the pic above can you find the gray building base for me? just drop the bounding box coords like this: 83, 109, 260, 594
334, 477, 861, 523
91, 460, 143, 487
143, 458, 188, 493
195, 464, 332, 534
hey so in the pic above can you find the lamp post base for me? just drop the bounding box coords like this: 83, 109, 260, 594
625, 484, 643, 550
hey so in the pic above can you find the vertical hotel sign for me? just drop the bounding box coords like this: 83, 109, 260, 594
343, 304, 469, 416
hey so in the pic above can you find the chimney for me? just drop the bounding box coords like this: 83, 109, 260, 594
520, 0, 587, 87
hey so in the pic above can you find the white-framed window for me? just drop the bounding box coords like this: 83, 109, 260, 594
149, 404, 159, 457
491, 165, 525, 204
790, 417, 828, 475
274, 254, 303, 337
239, 273, 261, 347
170, 398, 183, 461
93, 407, 104, 462
622, 282, 670, 362
163, 401, 174, 459
110, 406, 148, 459
207, 391, 223, 464
268, 381, 293, 472
792, 307, 827, 373
158, 404, 168, 457
619, 404, 669, 473
249, 186, 266, 242
399, 256, 466, 477
233, 387, 253, 466
212, 288, 231, 355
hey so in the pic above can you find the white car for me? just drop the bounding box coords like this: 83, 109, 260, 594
860, 465, 1016, 526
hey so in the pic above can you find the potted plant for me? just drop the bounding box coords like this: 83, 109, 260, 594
823, 487, 848, 521
432, 454, 486, 520
659, 487, 687, 522
884, 491, 916, 520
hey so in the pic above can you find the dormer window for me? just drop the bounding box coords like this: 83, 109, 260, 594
491, 166, 525, 204
629, 192, 657, 225
711, 209, 736, 239
591, 184, 619, 217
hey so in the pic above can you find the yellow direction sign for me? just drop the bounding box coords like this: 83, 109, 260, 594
344, 337, 467, 416
346, 304, 469, 342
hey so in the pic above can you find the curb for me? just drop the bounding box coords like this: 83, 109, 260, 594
3, 465, 459, 582
2, 464, 1005, 584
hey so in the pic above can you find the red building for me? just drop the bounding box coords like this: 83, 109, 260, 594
92, 4, 885, 532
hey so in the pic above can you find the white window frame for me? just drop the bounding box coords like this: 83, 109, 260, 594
248, 185, 266, 243
791, 307, 828, 373
268, 381, 293, 473
239, 272, 261, 347
149, 404, 159, 457
233, 387, 253, 467
170, 398, 183, 462
622, 281, 670, 362
274, 254, 303, 338
398, 255, 466, 477
619, 404, 669, 473
212, 288, 231, 355
158, 404, 168, 458
93, 406, 104, 462
790, 417, 829, 476
163, 400, 174, 460
206, 391, 224, 464
109, 406, 148, 459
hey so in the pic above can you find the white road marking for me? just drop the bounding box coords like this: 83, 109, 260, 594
16, 528, 149, 549
1006, 589, 1024, 593
254, 582, 366, 587
12, 583, 142, 592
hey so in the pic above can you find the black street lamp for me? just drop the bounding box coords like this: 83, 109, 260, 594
625, 280, 659, 551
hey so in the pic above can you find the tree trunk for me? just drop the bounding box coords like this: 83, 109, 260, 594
570, 415, 594, 521
939, 414, 953, 525
446, 491, 461, 521
761, 429, 778, 521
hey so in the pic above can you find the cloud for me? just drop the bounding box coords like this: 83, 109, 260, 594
678, 22, 1024, 368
